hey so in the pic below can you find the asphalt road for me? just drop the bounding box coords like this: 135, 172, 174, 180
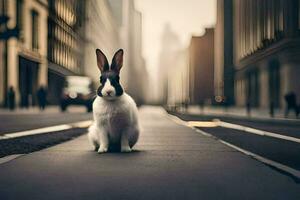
170, 111, 300, 171
169, 111, 300, 139
0, 111, 92, 135
0, 127, 87, 157
0, 107, 299, 200
0, 109, 92, 157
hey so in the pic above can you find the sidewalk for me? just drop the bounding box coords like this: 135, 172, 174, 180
175, 105, 299, 122
0, 106, 299, 200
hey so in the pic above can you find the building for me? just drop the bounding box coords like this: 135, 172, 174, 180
157, 24, 182, 104
83, 0, 120, 88
167, 49, 189, 106
47, 0, 85, 104
0, 0, 48, 107
189, 28, 215, 105
233, 0, 300, 109
129, 9, 148, 105
214, 0, 234, 105
109, 0, 148, 105
0, 0, 148, 108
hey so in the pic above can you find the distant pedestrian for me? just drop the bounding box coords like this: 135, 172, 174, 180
269, 101, 274, 118
7, 86, 16, 111
199, 100, 204, 113
246, 101, 251, 116
181, 101, 188, 112
37, 86, 47, 110
284, 92, 299, 118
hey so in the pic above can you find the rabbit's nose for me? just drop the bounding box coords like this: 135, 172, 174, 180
107, 91, 112, 96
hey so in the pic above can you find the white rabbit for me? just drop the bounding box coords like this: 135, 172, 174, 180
88, 49, 140, 153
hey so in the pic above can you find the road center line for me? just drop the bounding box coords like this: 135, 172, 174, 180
0, 120, 93, 140
167, 113, 300, 180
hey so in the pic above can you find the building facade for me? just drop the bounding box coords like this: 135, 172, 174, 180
47, 0, 85, 104
129, 9, 148, 105
83, 0, 120, 88
214, 0, 234, 105
0, 0, 148, 108
233, 0, 300, 108
0, 0, 48, 107
157, 24, 182, 104
166, 49, 189, 106
109, 0, 148, 105
189, 28, 215, 105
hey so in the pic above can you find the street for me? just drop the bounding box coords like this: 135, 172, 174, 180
0, 108, 92, 134
0, 106, 300, 200
1, 0, 300, 199
170, 111, 300, 172
0, 107, 92, 157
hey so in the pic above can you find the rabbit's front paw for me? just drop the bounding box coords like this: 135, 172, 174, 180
121, 146, 132, 153
98, 146, 108, 153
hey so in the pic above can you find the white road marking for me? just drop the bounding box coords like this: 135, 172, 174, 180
214, 119, 300, 144
169, 114, 300, 144
167, 113, 300, 179
0, 120, 93, 140
187, 121, 218, 127
0, 154, 25, 165
219, 140, 300, 179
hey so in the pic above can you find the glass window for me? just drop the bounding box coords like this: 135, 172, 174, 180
16, 0, 23, 35
31, 10, 39, 50
277, 0, 284, 31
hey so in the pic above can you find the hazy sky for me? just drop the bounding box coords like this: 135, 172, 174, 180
135, 0, 216, 76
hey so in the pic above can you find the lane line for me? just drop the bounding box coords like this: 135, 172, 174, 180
0, 120, 93, 140
219, 140, 300, 179
213, 119, 300, 144
167, 113, 300, 179
0, 154, 25, 165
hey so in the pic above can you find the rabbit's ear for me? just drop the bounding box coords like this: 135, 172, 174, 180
111, 49, 124, 73
96, 49, 109, 72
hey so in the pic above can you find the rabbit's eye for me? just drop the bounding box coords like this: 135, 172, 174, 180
111, 78, 119, 84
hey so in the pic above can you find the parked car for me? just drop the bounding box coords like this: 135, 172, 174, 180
60, 76, 95, 112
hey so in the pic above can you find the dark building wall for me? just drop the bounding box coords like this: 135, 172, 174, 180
223, 0, 234, 105
189, 28, 214, 104
233, 0, 300, 108
214, 0, 234, 105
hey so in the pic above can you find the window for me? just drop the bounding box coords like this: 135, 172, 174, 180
0, 0, 7, 33
31, 10, 39, 50
0, 0, 6, 15
16, 0, 23, 32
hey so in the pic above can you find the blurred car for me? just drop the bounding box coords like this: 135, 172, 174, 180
60, 76, 95, 112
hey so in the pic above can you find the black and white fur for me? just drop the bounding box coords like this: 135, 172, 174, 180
88, 49, 140, 153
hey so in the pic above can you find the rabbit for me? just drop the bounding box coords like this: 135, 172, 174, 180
87, 49, 140, 153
